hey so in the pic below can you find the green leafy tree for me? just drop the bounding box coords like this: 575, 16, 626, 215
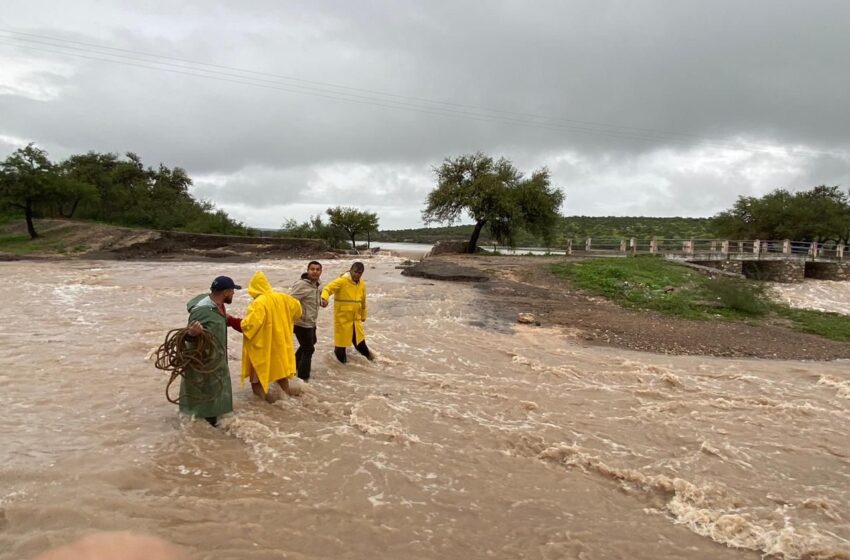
422, 152, 564, 253
53, 175, 98, 219
1, 144, 250, 237
513, 169, 564, 246
712, 186, 850, 243
796, 186, 850, 244
59, 152, 120, 219
326, 206, 380, 249
0, 144, 60, 238
280, 214, 348, 248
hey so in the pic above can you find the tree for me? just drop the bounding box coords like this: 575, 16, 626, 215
797, 186, 850, 244
59, 152, 118, 219
512, 169, 564, 246
53, 175, 98, 218
326, 206, 380, 249
0, 144, 60, 238
422, 152, 564, 253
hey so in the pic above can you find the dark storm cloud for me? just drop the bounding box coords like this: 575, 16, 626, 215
1, 0, 848, 227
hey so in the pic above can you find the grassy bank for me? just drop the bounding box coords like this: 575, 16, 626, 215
0, 220, 92, 255
550, 256, 850, 340
0, 233, 87, 255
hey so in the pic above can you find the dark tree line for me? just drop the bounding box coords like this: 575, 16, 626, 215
375, 216, 715, 246
712, 186, 850, 244
279, 206, 380, 250
0, 144, 247, 238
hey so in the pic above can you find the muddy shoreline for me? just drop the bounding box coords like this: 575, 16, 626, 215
406, 255, 850, 361
4, 218, 849, 360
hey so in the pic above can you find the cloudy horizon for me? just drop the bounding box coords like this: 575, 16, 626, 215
2, 1, 849, 229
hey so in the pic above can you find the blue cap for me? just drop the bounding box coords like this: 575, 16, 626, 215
210, 276, 241, 291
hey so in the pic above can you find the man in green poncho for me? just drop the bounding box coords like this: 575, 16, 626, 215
179, 276, 244, 427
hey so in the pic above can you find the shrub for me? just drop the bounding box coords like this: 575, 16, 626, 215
702, 277, 770, 316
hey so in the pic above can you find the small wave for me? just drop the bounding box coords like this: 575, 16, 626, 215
221, 414, 304, 474
348, 396, 422, 445
536, 443, 848, 559
818, 376, 850, 399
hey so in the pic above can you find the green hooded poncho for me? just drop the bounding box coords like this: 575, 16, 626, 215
178, 293, 234, 418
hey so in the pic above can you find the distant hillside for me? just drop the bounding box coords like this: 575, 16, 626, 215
376, 216, 715, 245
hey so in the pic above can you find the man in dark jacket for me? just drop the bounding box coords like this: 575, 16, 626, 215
288, 261, 322, 381
181, 276, 243, 426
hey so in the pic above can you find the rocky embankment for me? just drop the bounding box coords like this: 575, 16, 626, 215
0, 219, 335, 261
401, 259, 490, 282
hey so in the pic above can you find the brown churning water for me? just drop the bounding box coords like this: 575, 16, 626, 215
1, 259, 848, 559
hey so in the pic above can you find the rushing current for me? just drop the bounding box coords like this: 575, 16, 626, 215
1, 258, 848, 559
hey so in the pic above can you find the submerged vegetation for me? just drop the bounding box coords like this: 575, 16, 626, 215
550, 256, 850, 340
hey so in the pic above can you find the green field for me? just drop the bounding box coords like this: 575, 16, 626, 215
549, 256, 850, 340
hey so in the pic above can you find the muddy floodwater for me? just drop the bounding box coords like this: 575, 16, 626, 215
1, 259, 849, 559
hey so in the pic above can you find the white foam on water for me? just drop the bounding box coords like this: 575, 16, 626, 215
818, 375, 850, 399
771, 280, 850, 315
4, 259, 850, 560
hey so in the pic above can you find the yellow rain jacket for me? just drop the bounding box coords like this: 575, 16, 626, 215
240, 271, 302, 392
321, 272, 367, 347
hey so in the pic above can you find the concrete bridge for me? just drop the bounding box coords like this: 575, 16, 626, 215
568, 238, 850, 283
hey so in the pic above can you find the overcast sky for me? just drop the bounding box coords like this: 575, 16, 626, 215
2, 1, 849, 229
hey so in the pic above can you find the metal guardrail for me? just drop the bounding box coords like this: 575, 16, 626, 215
563, 238, 846, 261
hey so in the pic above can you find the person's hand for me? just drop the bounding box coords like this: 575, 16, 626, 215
187, 321, 203, 336
320, 298, 328, 308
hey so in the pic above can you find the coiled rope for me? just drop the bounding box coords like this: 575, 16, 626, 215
154, 327, 223, 405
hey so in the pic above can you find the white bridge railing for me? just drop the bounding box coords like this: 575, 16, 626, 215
565, 238, 846, 261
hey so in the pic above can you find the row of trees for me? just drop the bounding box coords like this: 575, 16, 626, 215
0, 144, 248, 238
394, 156, 847, 250
2, 145, 566, 251
712, 185, 850, 243
279, 207, 380, 249
10, 142, 838, 252
376, 216, 716, 245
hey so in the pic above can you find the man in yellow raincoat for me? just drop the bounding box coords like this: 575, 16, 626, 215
241, 271, 303, 401
321, 261, 375, 363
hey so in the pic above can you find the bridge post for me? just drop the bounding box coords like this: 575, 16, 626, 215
753, 239, 761, 256
808, 242, 817, 259
838, 244, 844, 260
721, 240, 729, 257
619, 239, 627, 253
737, 241, 744, 254
783, 240, 791, 254
630, 238, 637, 256
566, 239, 573, 256
650, 238, 658, 254
585, 238, 592, 251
